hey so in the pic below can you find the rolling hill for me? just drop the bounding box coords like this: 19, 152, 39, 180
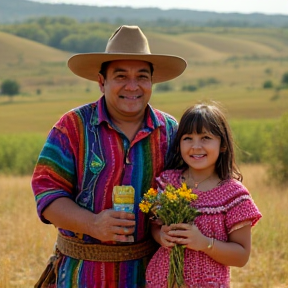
1, 28, 288, 86
147, 28, 288, 62
0, 31, 69, 68
0, 27, 287, 136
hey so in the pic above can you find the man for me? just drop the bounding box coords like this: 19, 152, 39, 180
32, 25, 187, 288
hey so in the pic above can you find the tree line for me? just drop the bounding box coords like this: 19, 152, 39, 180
1, 17, 288, 54
0, 17, 114, 53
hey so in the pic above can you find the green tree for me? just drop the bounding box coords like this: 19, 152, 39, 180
60, 33, 108, 53
13, 23, 49, 44
47, 24, 71, 48
1, 79, 20, 98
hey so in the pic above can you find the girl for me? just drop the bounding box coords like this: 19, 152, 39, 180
145, 103, 262, 288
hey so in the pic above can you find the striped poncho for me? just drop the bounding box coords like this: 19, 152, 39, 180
31, 95, 177, 288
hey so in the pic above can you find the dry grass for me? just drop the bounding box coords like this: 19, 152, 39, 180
231, 165, 288, 287
0, 32, 69, 68
0, 175, 57, 288
0, 165, 287, 287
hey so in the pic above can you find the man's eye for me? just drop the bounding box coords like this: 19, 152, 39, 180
116, 75, 125, 79
138, 75, 149, 80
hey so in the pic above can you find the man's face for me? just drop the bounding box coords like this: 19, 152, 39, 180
98, 60, 153, 120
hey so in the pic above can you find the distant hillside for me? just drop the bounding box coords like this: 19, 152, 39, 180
1, 28, 288, 126
1, 28, 287, 70
1, 28, 287, 69
147, 29, 288, 63
1, 0, 288, 27
0, 31, 69, 70
1, 27, 287, 88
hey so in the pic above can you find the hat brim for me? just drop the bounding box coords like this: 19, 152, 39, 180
68, 53, 187, 84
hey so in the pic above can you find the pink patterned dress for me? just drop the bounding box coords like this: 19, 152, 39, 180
145, 169, 262, 288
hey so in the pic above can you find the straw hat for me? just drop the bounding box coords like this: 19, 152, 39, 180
68, 25, 187, 84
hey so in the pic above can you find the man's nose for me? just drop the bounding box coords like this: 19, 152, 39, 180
124, 78, 138, 90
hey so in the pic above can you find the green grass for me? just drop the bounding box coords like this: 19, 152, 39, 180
1, 86, 287, 135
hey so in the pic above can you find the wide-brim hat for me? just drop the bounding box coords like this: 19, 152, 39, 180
68, 25, 187, 84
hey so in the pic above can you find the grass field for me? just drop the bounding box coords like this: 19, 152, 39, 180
1, 165, 288, 288
0, 84, 287, 135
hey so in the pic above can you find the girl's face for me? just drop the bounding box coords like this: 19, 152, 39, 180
180, 129, 221, 173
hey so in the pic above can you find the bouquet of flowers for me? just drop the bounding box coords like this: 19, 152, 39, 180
139, 182, 200, 288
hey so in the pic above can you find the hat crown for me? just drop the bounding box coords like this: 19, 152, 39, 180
105, 25, 151, 54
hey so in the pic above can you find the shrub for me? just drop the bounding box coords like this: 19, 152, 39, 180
264, 113, 288, 184
182, 84, 198, 92
197, 77, 220, 88
263, 80, 273, 89
231, 120, 274, 164
155, 83, 173, 92
281, 72, 288, 86
264, 68, 272, 75
0, 134, 45, 175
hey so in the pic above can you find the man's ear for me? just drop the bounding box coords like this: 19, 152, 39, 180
98, 73, 105, 93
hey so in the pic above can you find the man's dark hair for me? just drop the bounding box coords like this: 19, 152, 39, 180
99, 61, 154, 79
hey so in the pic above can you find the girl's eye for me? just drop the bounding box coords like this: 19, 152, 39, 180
183, 136, 192, 141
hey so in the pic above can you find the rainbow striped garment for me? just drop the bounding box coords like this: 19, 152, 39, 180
32, 95, 178, 288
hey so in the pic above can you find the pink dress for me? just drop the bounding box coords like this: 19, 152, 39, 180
145, 169, 262, 288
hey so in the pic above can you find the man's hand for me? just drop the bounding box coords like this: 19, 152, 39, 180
91, 209, 135, 242
43, 197, 135, 242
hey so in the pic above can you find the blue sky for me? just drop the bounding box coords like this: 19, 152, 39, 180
29, 0, 288, 15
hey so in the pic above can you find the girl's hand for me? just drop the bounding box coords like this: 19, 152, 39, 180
168, 223, 252, 267
167, 223, 209, 251
159, 225, 177, 248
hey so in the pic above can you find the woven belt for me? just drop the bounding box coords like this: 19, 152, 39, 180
57, 233, 158, 262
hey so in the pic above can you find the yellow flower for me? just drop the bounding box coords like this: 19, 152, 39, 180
139, 200, 152, 213
147, 188, 157, 195
178, 190, 190, 200
164, 191, 178, 201
139, 182, 200, 288
189, 193, 198, 201
181, 182, 189, 191
146, 188, 158, 197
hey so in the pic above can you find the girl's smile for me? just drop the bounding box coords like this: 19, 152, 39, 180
191, 154, 206, 159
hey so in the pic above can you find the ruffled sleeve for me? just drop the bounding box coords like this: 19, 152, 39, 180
225, 181, 262, 233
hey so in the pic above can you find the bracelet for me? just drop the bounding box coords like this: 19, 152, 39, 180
207, 237, 215, 249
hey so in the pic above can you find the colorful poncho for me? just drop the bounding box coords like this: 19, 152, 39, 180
32, 96, 178, 288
